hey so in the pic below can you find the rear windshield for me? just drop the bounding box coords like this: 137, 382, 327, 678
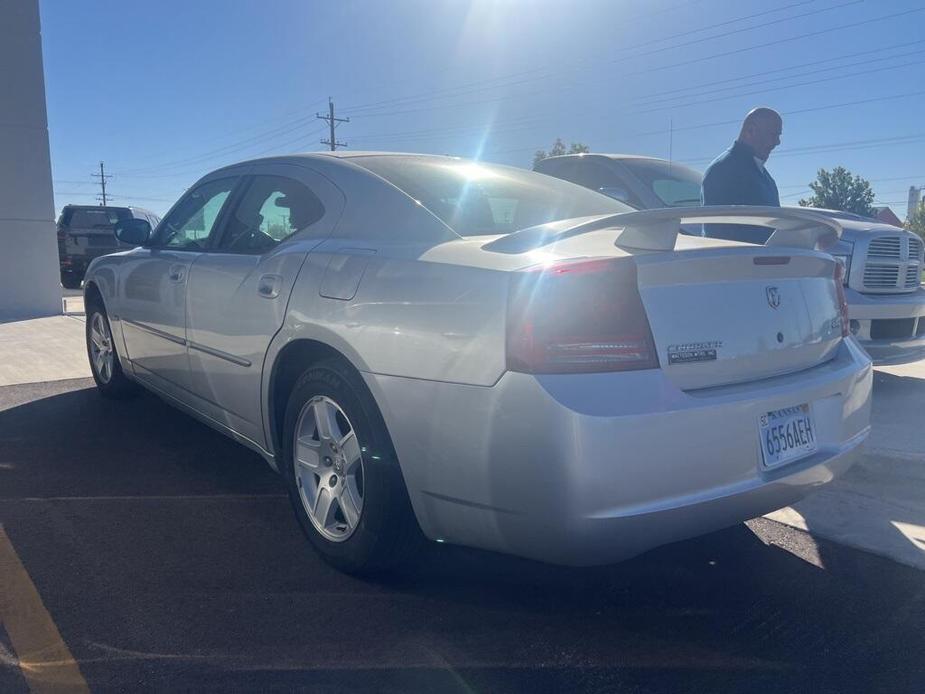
624, 160, 703, 208
62, 208, 130, 229
354, 156, 631, 236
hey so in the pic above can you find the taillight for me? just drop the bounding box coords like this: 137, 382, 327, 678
507, 257, 659, 374
834, 261, 849, 338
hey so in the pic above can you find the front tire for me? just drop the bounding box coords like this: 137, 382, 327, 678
282, 358, 422, 574
86, 302, 138, 398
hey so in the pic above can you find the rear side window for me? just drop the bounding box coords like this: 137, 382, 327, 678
64, 208, 129, 229
217, 175, 325, 253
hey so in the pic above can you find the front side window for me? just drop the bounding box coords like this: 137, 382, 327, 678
153, 179, 235, 250
217, 175, 325, 253
354, 156, 631, 237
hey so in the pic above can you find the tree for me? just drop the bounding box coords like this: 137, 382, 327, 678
798, 166, 874, 217
533, 138, 590, 167
906, 201, 925, 242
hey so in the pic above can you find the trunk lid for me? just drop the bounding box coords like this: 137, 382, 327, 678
633, 247, 843, 390
481, 206, 847, 389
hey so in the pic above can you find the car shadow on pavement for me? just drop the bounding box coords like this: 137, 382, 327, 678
1, 379, 924, 693
0, 378, 282, 499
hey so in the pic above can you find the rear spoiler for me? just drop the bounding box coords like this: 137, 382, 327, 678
483, 205, 843, 254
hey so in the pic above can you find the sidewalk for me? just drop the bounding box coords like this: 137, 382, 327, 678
0, 314, 922, 569
766, 360, 925, 570
0, 314, 89, 387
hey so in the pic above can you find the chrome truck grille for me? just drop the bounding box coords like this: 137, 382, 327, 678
861, 234, 922, 293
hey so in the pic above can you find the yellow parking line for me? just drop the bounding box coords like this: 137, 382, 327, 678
0, 526, 89, 693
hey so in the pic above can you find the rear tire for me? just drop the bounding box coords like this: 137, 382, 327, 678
85, 301, 138, 399
282, 358, 423, 575
61, 271, 83, 290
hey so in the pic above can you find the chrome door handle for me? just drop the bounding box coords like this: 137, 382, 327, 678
257, 274, 282, 299
168, 264, 186, 283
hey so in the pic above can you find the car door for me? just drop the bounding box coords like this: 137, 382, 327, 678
118, 173, 242, 396
184, 163, 345, 447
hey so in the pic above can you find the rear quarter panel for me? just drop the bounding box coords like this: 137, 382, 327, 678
276, 244, 510, 386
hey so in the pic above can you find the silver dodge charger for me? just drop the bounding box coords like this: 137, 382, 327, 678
84, 153, 872, 573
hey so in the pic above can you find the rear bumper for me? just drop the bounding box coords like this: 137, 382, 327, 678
366, 339, 872, 566
846, 287, 925, 365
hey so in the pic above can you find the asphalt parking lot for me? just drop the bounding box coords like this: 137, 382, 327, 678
1, 378, 924, 693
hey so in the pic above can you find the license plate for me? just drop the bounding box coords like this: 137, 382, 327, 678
758, 404, 817, 468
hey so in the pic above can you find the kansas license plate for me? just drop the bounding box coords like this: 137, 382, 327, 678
758, 404, 817, 468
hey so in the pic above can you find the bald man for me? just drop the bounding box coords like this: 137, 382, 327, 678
701, 107, 783, 241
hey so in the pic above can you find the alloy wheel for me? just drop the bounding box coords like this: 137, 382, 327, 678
293, 396, 365, 542
89, 312, 115, 384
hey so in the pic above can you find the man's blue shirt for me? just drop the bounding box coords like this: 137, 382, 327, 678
701, 140, 780, 241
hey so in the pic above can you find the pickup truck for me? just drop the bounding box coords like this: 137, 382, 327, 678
535, 153, 925, 365
57, 204, 160, 289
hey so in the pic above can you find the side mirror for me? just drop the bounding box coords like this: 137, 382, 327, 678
598, 186, 630, 203
114, 218, 151, 246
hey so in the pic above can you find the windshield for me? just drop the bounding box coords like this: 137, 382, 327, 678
624, 160, 703, 208
354, 156, 632, 236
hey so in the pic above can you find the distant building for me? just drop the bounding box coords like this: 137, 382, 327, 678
909, 186, 922, 221
872, 206, 903, 227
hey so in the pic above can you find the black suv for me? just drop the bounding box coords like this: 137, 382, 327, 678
57, 205, 160, 288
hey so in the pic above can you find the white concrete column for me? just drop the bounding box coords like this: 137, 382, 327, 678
0, 0, 61, 319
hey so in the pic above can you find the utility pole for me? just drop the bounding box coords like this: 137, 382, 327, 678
92, 161, 112, 206
317, 97, 349, 151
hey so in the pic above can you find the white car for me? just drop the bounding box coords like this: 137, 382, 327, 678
535, 153, 925, 364
84, 153, 872, 573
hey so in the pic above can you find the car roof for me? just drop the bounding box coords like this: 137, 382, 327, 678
535, 153, 703, 176
244, 151, 461, 164
540, 153, 668, 163
62, 204, 158, 215
202, 151, 470, 181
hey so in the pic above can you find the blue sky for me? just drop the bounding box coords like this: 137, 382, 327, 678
41, 0, 925, 216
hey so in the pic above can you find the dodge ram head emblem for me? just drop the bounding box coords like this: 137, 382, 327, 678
766, 286, 781, 309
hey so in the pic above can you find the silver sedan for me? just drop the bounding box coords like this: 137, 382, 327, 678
84, 153, 872, 573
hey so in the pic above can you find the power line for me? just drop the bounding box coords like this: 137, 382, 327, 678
88, 5, 921, 183
337, 0, 713, 116
780, 175, 925, 191
680, 132, 925, 167
632, 40, 925, 107
317, 98, 349, 151
616, 6, 925, 82
115, 98, 328, 175
342, 0, 833, 117
480, 131, 925, 170
118, 114, 320, 175
632, 54, 925, 115
346, 3, 913, 122
630, 89, 925, 139
118, 124, 328, 179
65, 6, 925, 190
612, 0, 863, 66
352, 80, 925, 153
